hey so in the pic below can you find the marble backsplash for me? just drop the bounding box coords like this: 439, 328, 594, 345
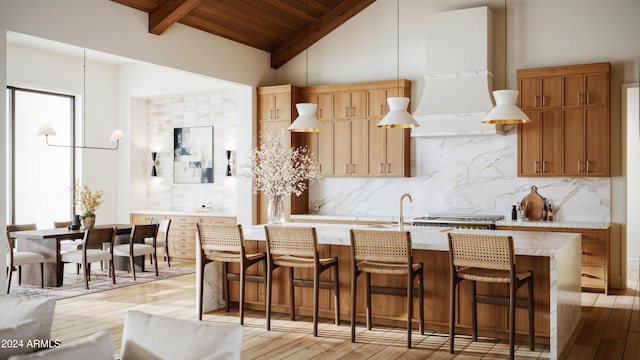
308, 131, 610, 223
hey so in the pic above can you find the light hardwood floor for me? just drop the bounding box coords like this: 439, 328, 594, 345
49, 262, 640, 359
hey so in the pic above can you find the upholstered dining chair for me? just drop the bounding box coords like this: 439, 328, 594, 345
349, 229, 424, 349
54, 220, 83, 274
196, 223, 266, 324
264, 226, 340, 337
60, 227, 116, 289
6, 224, 45, 294
112, 224, 159, 280
149, 218, 171, 267
447, 232, 535, 360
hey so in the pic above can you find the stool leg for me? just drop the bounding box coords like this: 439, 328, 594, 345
313, 265, 319, 336
528, 276, 535, 351
240, 262, 246, 325
407, 269, 413, 349
223, 263, 230, 312
289, 267, 296, 321
471, 280, 478, 342
365, 272, 372, 331
419, 268, 424, 335
334, 262, 340, 325
266, 260, 273, 331
351, 272, 357, 343
509, 281, 516, 359
198, 259, 206, 320
449, 278, 456, 354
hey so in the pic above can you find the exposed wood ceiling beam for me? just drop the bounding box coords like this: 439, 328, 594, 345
150, 0, 205, 35
270, 0, 376, 69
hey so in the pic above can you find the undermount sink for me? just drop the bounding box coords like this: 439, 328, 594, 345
364, 224, 396, 229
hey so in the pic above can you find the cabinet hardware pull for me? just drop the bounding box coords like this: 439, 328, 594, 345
586, 160, 590, 174
319, 164, 322, 173
379, 163, 384, 174
386, 163, 390, 174
542, 95, 546, 107
542, 161, 546, 173
534, 161, 539, 173
534, 96, 538, 108
276, 109, 280, 119
344, 164, 349, 174
351, 164, 355, 174
379, 104, 384, 115
269, 109, 273, 119
344, 107, 348, 117
577, 160, 583, 173
586, 92, 591, 105
318, 109, 322, 118
578, 93, 583, 105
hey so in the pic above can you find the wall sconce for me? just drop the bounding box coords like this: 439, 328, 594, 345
151, 152, 159, 177
226, 150, 233, 176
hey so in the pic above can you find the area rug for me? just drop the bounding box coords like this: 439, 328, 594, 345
7, 266, 195, 300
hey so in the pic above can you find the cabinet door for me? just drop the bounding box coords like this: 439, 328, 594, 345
563, 74, 584, 108
540, 110, 562, 175
368, 119, 386, 176
584, 107, 609, 176
541, 76, 562, 108
350, 118, 368, 176
562, 108, 585, 175
350, 91, 367, 118
518, 110, 542, 176
368, 89, 387, 118
317, 93, 333, 121
333, 120, 351, 175
275, 93, 291, 120
334, 93, 351, 120
385, 128, 408, 176
258, 94, 276, 121
307, 120, 333, 176
585, 73, 607, 107
519, 78, 539, 110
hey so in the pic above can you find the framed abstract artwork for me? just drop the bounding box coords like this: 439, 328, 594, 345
173, 126, 214, 183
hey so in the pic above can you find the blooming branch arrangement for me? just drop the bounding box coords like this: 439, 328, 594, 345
243, 131, 320, 198
72, 184, 104, 219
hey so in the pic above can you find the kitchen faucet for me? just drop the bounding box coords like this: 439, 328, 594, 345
399, 193, 413, 231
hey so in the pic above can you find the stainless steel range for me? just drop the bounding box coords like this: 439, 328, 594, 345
411, 213, 504, 229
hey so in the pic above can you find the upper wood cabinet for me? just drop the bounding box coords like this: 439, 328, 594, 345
517, 62, 610, 177
258, 91, 292, 121
301, 79, 411, 178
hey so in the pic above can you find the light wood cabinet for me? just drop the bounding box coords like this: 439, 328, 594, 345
256, 85, 307, 223
301, 79, 411, 178
495, 224, 610, 293
517, 62, 610, 177
130, 213, 236, 261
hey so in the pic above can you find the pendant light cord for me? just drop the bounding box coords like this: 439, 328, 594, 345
504, 0, 507, 89
305, 0, 309, 88
83, 50, 87, 147
396, 0, 400, 94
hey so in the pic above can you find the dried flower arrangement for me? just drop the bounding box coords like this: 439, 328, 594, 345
244, 130, 320, 198
72, 184, 104, 219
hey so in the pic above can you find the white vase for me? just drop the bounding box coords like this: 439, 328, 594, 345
267, 196, 285, 225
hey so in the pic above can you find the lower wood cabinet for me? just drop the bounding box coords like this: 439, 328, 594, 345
130, 213, 236, 261
496, 225, 610, 294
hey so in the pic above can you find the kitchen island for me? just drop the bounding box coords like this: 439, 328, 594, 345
198, 223, 581, 359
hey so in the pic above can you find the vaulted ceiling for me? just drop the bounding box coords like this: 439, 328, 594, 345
110, 0, 377, 69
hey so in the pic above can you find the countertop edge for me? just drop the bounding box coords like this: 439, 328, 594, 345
130, 210, 237, 218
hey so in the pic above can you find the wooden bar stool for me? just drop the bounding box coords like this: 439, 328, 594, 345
447, 233, 535, 359
264, 226, 340, 336
197, 223, 266, 325
349, 229, 424, 349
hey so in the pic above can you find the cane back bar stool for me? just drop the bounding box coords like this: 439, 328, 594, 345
349, 229, 424, 348
447, 233, 535, 359
264, 226, 340, 337
197, 223, 266, 325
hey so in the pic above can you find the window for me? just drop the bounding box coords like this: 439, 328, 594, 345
6, 87, 75, 228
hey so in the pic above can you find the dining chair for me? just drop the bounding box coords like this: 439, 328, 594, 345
349, 229, 424, 348
264, 226, 340, 336
60, 227, 116, 289
112, 224, 159, 280
196, 223, 266, 324
447, 233, 535, 359
54, 220, 84, 273
6, 224, 45, 294
149, 218, 171, 267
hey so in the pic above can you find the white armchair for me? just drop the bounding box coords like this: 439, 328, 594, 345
7, 331, 114, 360
120, 310, 243, 360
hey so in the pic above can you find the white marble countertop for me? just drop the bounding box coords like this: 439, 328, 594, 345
131, 210, 237, 218
496, 219, 610, 229
243, 223, 580, 257
290, 214, 397, 222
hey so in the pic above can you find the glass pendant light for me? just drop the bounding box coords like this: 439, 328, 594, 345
288, 0, 325, 132
377, 0, 420, 129
482, 0, 529, 124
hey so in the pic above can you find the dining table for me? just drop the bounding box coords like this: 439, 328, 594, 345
10, 224, 135, 287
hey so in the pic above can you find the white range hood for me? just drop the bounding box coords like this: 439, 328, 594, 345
412, 6, 507, 137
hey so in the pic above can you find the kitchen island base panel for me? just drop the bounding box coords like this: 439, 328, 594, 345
199, 226, 581, 359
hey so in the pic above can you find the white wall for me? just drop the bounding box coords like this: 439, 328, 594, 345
626, 85, 640, 268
